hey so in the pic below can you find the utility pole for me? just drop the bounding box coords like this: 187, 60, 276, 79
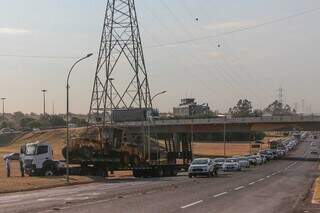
277, 87, 284, 105
223, 116, 226, 158
1, 98, 6, 121
294, 102, 298, 113
88, 0, 152, 125
66, 53, 93, 183
42, 89, 47, 118
52, 101, 55, 115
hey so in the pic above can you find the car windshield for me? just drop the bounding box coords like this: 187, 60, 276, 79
214, 158, 224, 162
239, 158, 247, 161
192, 159, 208, 165
226, 158, 237, 163
25, 145, 37, 155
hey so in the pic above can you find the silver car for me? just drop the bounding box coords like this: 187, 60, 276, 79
237, 157, 250, 168
222, 158, 241, 171
188, 158, 216, 178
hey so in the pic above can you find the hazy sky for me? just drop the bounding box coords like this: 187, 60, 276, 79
0, 0, 319, 114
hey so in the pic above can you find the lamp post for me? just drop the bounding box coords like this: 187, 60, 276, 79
223, 116, 226, 158
109, 78, 114, 124
41, 90, 47, 118
151, 91, 167, 102
147, 91, 167, 161
1, 98, 6, 121
66, 53, 93, 183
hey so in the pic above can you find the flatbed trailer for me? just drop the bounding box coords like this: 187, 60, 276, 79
133, 164, 189, 177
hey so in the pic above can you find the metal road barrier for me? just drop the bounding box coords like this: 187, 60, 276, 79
114, 115, 320, 127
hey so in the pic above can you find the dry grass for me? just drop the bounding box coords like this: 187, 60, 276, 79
313, 177, 320, 204
312, 164, 320, 204
0, 128, 93, 193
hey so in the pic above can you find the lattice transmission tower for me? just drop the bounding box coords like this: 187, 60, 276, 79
88, 0, 152, 125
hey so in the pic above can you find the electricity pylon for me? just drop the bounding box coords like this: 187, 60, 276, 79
89, 0, 152, 126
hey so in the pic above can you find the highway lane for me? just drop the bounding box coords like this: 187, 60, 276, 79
0, 139, 318, 213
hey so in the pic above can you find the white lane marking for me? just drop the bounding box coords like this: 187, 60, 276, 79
257, 178, 265, 182
213, 192, 228, 198
37, 198, 64, 202
181, 200, 203, 209
248, 182, 256, 185
266, 175, 271, 178
234, 186, 245, 191
271, 172, 277, 176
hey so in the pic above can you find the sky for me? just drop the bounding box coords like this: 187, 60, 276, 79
0, 0, 319, 114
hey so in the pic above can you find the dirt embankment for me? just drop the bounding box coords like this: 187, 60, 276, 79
0, 128, 93, 193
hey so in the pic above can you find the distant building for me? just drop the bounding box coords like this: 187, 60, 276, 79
159, 112, 174, 119
173, 98, 210, 117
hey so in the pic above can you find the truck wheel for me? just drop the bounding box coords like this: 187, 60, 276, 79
188, 174, 192, 178
45, 169, 54, 176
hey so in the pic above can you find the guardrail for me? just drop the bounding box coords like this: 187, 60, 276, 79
114, 115, 320, 127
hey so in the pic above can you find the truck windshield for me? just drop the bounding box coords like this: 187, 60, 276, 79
25, 145, 37, 155
192, 159, 208, 165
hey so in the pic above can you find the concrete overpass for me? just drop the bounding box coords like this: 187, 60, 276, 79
114, 115, 320, 133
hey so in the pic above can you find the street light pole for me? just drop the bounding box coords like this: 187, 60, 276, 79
148, 91, 167, 162
66, 53, 93, 183
109, 78, 114, 124
41, 90, 47, 118
151, 91, 167, 102
1, 98, 6, 121
223, 116, 226, 158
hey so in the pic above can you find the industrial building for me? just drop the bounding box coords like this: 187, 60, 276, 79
173, 98, 210, 117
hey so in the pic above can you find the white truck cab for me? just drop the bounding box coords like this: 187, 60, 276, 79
21, 141, 64, 176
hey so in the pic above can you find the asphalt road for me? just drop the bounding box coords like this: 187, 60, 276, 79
0, 139, 319, 213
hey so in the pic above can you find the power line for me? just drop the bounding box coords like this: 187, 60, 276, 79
0, 7, 318, 60
158, 0, 266, 106
146, 7, 320, 49
0, 54, 82, 59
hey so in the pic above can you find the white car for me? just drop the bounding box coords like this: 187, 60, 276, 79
188, 158, 217, 178
222, 158, 241, 171
237, 157, 250, 168
212, 158, 225, 169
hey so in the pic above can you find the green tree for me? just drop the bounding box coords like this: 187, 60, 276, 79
49, 115, 66, 127
28, 120, 42, 128
70, 117, 87, 127
20, 117, 36, 128
265, 100, 296, 116
229, 99, 253, 117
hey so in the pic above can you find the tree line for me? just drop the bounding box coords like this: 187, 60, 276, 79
0, 112, 87, 130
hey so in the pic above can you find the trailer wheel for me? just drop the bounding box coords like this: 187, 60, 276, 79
170, 169, 178, 176
158, 168, 164, 177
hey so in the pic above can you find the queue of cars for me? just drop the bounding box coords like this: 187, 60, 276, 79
188, 135, 302, 178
